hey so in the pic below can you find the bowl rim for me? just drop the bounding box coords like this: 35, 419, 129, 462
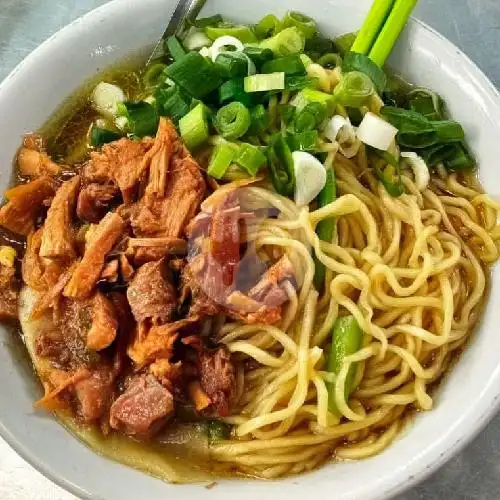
1, 1, 500, 499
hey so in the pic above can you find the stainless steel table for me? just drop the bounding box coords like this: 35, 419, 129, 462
0, 0, 499, 498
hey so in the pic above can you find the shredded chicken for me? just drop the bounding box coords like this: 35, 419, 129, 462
64, 212, 126, 298
86, 292, 118, 351
17, 147, 61, 177
77, 183, 119, 223
39, 176, 80, 260
0, 177, 55, 235
84, 138, 153, 204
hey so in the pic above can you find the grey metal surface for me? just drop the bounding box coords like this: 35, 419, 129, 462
0, 0, 499, 499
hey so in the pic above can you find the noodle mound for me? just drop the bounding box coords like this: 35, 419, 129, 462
210, 153, 500, 479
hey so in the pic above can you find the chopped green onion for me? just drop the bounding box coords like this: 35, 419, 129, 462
243, 46, 274, 67
314, 168, 336, 291
244, 72, 285, 93
267, 133, 295, 196
282, 11, 317, 39
207, 141, 238, 179
334, 32, 357, 56
351, 0, 395, 55
183, 28, 212, 51
285, 75, 312, 92
259, 27, 305, 57
166, 52, 223, 99
205, 24, 258, 44
215, 52, 249, 78
294, 103, 325, 132
292, 151, 327, 206
327, 316, 364, 414
292, 88, 335, 113
89, 126, 122, 147
368, 146, 405, 197
305, 35, 336, 61
214, 102, 251, 140
235, 143, 267, 175
357, 111, 398, 151
179, 103, 210, 151
342, 52, 387, 93
333, 71, 374, 107
288, 130, 319, 152
190, 15, 224, 29
91, 82, 125, 119
118, 101, 159, 138
219, 78, 253, 107
317, 53, 342, 69
206, 420, 231, 443
261, 55, 306, 75
278, 104, 296, 126
368, 0, 419, 67
248, 104, 269, 135
255, 14, 280, 40
155, 85, 191, 123
166, 36, 186, 61
143, 63, 168, 89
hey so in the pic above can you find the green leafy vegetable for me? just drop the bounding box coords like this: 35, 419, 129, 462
214, 102, 251, 139
118, 101, 159, 138
89, 126, 122, 147
408, 87, 444, 121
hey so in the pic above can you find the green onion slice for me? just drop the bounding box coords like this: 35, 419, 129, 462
214, 102, 251, 140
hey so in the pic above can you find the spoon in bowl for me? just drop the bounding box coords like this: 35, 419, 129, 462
147, 0, 207, 64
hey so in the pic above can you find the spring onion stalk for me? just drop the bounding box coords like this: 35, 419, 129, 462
357, 111, 398, 151
314, 168, 336, 291
244, 72, 285, 92
259, 27, 306, 57
368, 0, 419, 67
342, 51, 387, 92
91, 82, 125, 119
166, 36, 187, 61
267, 134, 295, 196
214, 102, 251, 140
207, 141, 238, 179
219, 79, 253, 107
179, 103, 210, 151
351, 0, 395, 55
215, 52, 249, 78
166, 52, 223, 99
89, 126, 122, 147
143, 63, 168, 89
205, 25, 258, 44
235, 143, 267, 175
261, 55, 306, 75
327, 315, 364, 414
210, 35, 245, 62
282, 11, 318, 39
117, 102, 159, 138
292, 151, 327, 206
333, 71, 374, 107
401, 152, 430, 191
255, 14, 280, 39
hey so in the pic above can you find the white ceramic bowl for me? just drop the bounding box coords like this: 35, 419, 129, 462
1, 0, 500, 499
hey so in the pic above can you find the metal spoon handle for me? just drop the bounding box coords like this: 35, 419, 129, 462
147, 0, 207, 64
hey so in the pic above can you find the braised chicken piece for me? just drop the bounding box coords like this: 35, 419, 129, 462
86, 292, 118, 351
76, 183, 119, 223
109, 374, 174, 437
130, 119, 205, 238
39, 175, 80, 261
0, 262, 18, 321
0, 177, 55, 235
64, 212, 126, 298
83, 138, 153, 204
17, 134, 61, 177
